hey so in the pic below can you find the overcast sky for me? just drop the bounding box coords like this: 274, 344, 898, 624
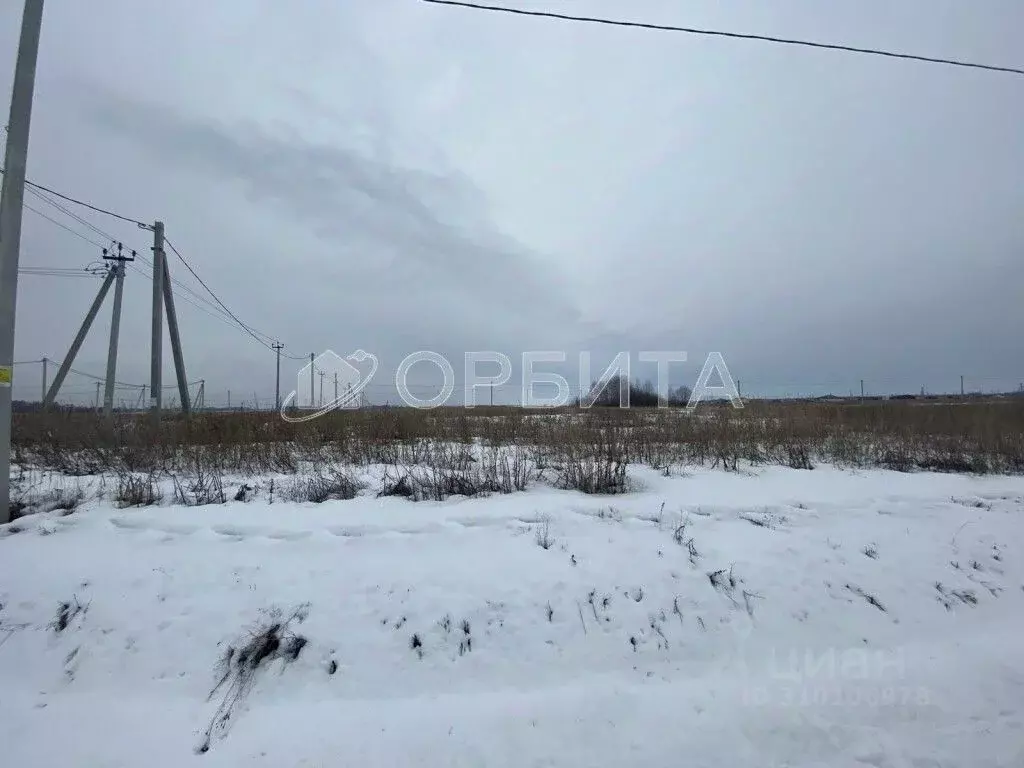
2, 0, 1022, 406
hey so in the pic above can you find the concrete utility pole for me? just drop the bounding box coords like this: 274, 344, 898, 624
94, 381, 100, 410
960, 375, 965, 398
102, 243, 133, 417
334, 372, 338, 404
150, 221, 164, 425
0, 0, 45, 524
309, 352, 314, 409
272, 342, 283, 411
40, 356, 47, 401
161, 254, 189, 413
318, 370, 326, 407
43, 266, 117, 407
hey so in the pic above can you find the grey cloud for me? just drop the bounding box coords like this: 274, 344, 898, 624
5, 0, 1024, 406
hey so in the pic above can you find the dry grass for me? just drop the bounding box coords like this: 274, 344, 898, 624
11, 400, 1024, 490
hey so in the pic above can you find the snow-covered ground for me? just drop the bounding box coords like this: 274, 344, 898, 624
2, 464, 1024, 767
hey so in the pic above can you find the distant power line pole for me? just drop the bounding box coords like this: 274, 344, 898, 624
309, 352, 314, 409
0, 0, 45, 524
40, 356, 47, 401
272, 342, 284, 411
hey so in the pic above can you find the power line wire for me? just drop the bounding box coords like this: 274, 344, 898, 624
18, 269, 96, 278
16, 175, 289, 351
26, 185, 118, 242
130, 251, 246, 325
125, 261, 267, 335
421, 0, 1024, 77
23, 202, 108, 249
67, 365, 200, 388
0, 167, 151, 228
8, 170, 306, 360
163, 236, 284, 351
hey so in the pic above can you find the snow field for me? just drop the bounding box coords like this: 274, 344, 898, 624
2, 463, 1024, 766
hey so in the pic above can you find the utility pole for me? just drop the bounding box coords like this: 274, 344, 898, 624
272, 342, 283, 411
43, 266, 117, 407
960, 375, 965, 398
40, 356, 46, 401
161, 252, 189, 414
309, 352, 314, 409
334, 372, 339, 404
197, 380, 204, 410
318, 370, 326, 407
150, 221, 164, 426
94, 381, 100, 410
860, 379, 864, 400
490, 382, 493, 407
0, 0, 45, 524
102, 242, 133, 417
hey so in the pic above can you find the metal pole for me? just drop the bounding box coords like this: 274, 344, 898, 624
150, 221, 164, 425
161, 255, 190, 413
43, 267, 116, 406
103, 262, 125, 417
272, 342, 283, 411
0, 0, 45, 524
